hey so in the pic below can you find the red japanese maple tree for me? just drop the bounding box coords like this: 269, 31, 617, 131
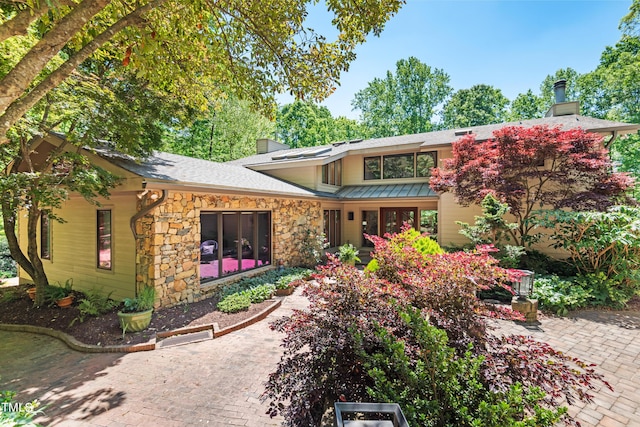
430, 125, 634, 246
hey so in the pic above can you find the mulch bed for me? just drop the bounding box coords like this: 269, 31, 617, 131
0, 284, 276, 347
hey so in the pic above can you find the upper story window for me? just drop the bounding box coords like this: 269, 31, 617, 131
322, 159, 342, 186
364, 151, 437, 180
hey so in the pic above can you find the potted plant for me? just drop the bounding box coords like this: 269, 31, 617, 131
117, 286, 155, 333
275, 277, 295, 296
338, 243, 360, 267
44, 279, 74, 308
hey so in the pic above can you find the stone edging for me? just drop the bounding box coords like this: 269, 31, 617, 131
0, 297, 284, 353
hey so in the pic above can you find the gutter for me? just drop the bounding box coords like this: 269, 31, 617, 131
130, 189, 167, 240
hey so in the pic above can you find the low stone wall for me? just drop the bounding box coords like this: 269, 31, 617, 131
135, 191, 322, 308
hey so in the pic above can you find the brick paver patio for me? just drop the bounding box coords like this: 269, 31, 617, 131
1, 288, 639, 426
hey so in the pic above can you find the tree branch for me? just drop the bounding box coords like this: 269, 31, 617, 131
0, 0, 168, 145
0, 1, 54, 43
0, 0, 111, 117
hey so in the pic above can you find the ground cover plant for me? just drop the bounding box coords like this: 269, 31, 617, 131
217, 267, 312, 313
263, 228, 610, 426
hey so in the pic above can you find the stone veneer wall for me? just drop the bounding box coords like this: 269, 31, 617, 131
135, 191, 322, 308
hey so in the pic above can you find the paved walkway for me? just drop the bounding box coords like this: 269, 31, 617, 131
1, 289, 640, 426
492, 310, 640, 427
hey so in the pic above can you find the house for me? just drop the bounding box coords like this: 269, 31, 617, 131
17, 100, 639, 308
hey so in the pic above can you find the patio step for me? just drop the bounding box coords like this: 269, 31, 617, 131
156, 329, 213, 349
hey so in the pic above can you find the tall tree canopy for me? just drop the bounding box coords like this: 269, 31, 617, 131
579, 37, 640, 124
430, 126, 633, 246
163, 96, 275, 162
0, 0, 404, 299
440, 84, 508, 129
352, 56, 452, 137
1, 0, 404, 146
507, 89, 544, 121
275, 101, 364, 148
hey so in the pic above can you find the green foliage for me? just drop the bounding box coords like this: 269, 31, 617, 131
611, 133, 640, 199
245, 284, 276, 303
275, 268, 312, 290
352, 56, 452, 137
217, 292, 252, 313
275, 101, 365, 148
360, 308, 562, 426
71, 287, 119, 325
164, 96, 275, 162
457, 194, 518, 246
440, 84, 509, 129
43, 279, 73, 303
456, 194, 525, 269
507, 89, 544, 121
0, 287, 20, 304
575, 272, 638, 309
0, 235, 16, 278
532, 276, 591, 316
533, 207, 640, 291
121, 286, 155, 313
292, 227, 328, 268
263, 235, 600, 427
0, 388, 42, 426
217, 267, 310, 310
518, 250, 578, 277
337, 243, 360, 265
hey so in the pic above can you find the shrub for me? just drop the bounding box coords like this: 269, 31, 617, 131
365, 225, 443, 283
360, 307, 563, 426
575, 272, 637, 309
292, 227, 328, 268
532, 275, 591, 316
263, 235, 608, 426
0, 236, 16, 278
518, 250, 577, 277
217, 292, 251, 313
534, 206, 640, 283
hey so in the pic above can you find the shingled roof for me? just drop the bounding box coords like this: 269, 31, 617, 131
98, 150, 319, 197
229, 115, 639, 168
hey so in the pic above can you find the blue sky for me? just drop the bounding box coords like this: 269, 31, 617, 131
291, 0, 633, 119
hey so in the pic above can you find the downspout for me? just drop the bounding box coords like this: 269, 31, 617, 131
129, 189, 166, 298
130, 189, 167, 239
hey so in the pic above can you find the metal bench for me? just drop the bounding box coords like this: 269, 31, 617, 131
334, 402, 409, 427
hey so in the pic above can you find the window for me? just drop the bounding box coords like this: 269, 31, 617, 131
323, 210, 341, 248
364, 151, 437, 180
416, 152, 437, 177
97, 210, 112, 270
364, 156, 381, 180
200, 211, 271, 281
322, 159, 342, 186
383, 153, 414, 179
40, 212, 50, 260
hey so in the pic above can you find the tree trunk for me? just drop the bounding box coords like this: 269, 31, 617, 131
26, 204, 50, 306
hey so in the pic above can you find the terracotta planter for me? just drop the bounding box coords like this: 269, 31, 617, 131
117, 309, 153, 332
26, 287, 36, 301
56, 295, 74, 308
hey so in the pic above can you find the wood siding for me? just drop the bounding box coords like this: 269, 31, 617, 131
18, 194, 138, 300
